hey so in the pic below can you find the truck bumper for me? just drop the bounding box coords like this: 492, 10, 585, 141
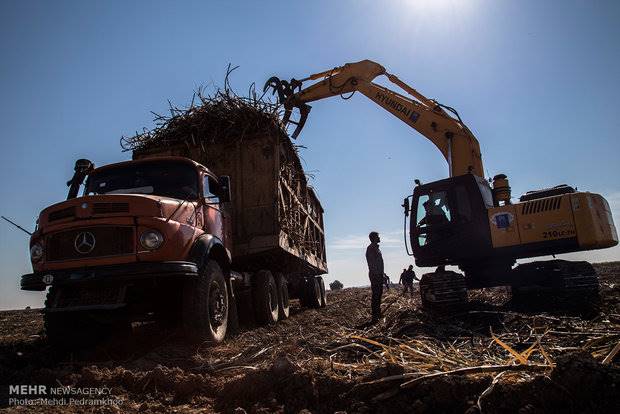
21, 261, 198, 291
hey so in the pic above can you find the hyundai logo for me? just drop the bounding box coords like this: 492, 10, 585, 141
74, 231, 96, 254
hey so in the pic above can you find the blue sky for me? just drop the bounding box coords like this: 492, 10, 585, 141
1, 0, 619, 309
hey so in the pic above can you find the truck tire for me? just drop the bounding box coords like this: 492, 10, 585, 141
302, 276, 322, 309
318, 277, 327, 308
275, 273, 290, 320
253, 270, 279, 325
44, 286, 76, 347
44, 312, 98, 348
182, 260, 228, 344
44, 286, 121, 348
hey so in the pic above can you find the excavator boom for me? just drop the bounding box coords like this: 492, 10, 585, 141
265, 59, 483, 177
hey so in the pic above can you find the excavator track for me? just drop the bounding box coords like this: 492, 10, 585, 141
511, 260, 600, 306
419, 270, 468, 312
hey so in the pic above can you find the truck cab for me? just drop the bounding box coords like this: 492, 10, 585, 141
21, 157, 234, 345
27, 157, 231, 274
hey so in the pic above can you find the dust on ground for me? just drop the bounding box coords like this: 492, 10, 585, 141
1, 263, 619, 413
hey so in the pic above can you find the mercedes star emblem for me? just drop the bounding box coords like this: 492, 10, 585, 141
74, 231, 96, 254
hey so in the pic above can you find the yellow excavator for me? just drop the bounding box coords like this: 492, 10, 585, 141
265, 60, 618, 309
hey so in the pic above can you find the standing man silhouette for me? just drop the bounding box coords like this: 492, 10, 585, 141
366, 231, 385, 323
399, 265, 418, 297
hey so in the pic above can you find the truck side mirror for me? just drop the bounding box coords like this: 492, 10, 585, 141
402, 197, 410, 217
218, 176, 231, 203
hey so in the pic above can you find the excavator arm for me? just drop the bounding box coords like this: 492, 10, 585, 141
265, 60, 483, 177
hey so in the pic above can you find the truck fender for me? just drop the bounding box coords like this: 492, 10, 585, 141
189, 234, 231, 275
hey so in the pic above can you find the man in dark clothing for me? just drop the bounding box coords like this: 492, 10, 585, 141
419, 199, 449, 227
418, 199, 450, 245
365, 231, 384, 322
399, 265, 418, 297
383, 274, 391, 290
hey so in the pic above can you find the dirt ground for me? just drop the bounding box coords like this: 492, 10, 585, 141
1, 263, 619, 413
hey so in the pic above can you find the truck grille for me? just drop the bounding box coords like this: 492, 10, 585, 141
46, 226, 134, 261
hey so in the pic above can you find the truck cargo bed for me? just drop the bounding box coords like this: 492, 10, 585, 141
133, 133, 327, 275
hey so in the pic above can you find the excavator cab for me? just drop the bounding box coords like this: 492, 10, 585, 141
409, 174, 494, 267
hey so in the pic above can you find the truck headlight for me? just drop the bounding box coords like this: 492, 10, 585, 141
30, 243, 44, 261
140, 230, 164, 250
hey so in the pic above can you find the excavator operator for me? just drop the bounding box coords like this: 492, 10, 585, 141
419, 198, 449, 227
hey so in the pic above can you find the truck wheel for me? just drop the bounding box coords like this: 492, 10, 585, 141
253, 270, 279, 325
303, 277, 322, 309
44, 286, 109, 348
275, 273, 290, 320
44, 312, 91, 348
44, 286, 71, 346
183, 260, 228, 344
318, 277, 327, 308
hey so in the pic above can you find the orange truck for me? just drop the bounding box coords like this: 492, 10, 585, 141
21, 133, 327, 346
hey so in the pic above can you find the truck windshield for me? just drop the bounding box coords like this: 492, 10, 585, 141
85, 161, 199, 200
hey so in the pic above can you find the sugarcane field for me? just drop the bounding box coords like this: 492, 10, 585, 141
1, 1, 619, 413
1, 263, 619, 413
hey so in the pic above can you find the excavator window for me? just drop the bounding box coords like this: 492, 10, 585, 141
416, 195, 429, 225
415, 191, 452, 247
476, 178, 494, 208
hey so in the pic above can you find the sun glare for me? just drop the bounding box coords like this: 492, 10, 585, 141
399, 0, 475, 16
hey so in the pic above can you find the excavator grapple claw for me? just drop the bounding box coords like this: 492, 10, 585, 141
263, 76, 303, 105
288, 103, 311, 139
264, 76, 311, 138
263, 76, 287, 103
